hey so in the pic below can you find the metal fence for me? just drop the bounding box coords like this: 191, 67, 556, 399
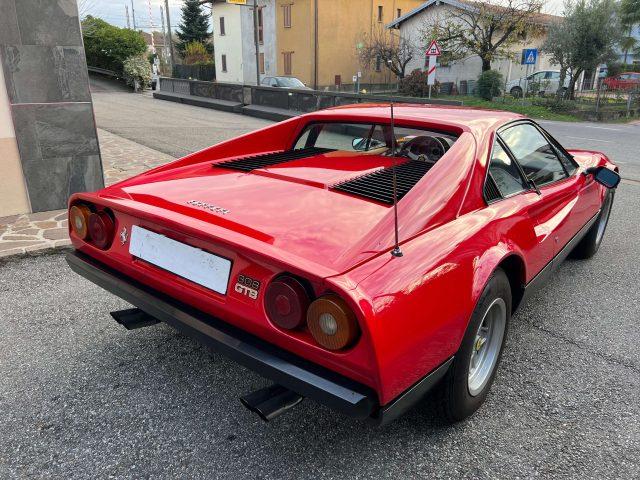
172, 64, 216, 81
158, 77, 463, 114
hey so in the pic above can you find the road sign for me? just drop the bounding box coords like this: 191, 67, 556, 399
427, 55, 437, 85
426, 40, 441, 57
521, 48, 537, 65
227, 0, 247, 4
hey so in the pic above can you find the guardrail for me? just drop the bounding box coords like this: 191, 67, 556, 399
158, 77, 463, 113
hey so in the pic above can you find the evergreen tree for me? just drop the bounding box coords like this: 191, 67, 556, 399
176, 0, 212, 54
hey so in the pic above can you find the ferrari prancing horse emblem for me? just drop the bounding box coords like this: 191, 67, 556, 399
120, 226, 128, 245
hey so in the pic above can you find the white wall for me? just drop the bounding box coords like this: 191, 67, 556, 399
212, 4, 244, 83
241, 0, 277, 85
0, 63, 31, 216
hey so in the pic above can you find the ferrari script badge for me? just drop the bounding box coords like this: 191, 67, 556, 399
187, 200, 230, 215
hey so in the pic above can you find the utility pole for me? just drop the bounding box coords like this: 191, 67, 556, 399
164, 0, 176, 71
131, 0, 137, 30
125, 4, 131, 29
160, 6, 168, 65
253, 0, 260, 85
146, 0, 155, 54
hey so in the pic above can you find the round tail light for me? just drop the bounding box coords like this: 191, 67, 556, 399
69, 204, 92, 239
265, 276, 310, 330
88, 211, 115, 249
307, 295, 360, 351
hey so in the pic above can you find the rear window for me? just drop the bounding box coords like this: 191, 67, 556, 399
293, 122, 457, 162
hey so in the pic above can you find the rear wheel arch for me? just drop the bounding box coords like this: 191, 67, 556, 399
496, 254, 526, 313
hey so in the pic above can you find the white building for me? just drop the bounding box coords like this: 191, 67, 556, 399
617, 24, 640, 66
211, 0, 277, 84
386, 0, 560, 88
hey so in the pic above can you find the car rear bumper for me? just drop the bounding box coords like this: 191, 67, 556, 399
66, 250, 452, 424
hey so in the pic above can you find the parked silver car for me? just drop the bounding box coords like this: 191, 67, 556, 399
506, 70, 569, 97
260, 76, 311, 90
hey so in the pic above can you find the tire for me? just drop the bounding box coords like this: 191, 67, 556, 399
510, 86, 523, 98
434, 269, 511, 423
571, 189, 615, 259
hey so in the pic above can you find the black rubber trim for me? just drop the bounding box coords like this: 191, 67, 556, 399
371, 357, 454, 425
66, 250, 377, 419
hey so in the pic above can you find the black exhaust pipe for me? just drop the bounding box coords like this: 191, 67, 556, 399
240, 384, 303, 421
110, 308, 160, 330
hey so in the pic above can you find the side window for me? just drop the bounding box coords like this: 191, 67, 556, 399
499, 123, 568, 186
537, 125, 578, 175
487, 142, 528, 197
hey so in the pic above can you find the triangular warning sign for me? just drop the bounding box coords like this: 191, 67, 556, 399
426, 40, 441, 56
526, 52, 535, 63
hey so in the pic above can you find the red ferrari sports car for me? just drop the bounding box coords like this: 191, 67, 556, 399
67, 105, 620, 424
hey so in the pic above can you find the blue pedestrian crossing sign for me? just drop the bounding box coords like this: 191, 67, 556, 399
521, 48, 538, 65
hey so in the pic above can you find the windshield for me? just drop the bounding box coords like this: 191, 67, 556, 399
293, 122, 458, 163
277, 77, 305, 88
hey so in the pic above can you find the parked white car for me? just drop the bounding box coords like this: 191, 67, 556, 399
506, 70, 569, 97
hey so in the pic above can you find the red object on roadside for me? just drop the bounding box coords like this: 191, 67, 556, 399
603, 72, 640, 91
66, 104, 619, 424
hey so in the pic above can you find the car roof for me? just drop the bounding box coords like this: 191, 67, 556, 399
319, 103, 524, 135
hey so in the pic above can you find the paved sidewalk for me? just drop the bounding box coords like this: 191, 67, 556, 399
0, 129, 174, 258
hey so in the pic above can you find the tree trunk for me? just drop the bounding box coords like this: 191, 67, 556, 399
481, 57, 491, 72
568, 68, 582, 101
556, 66, 567, 101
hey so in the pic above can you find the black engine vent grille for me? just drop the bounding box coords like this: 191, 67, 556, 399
332, 160, 432, 205
484, 174, 502, 203
214, 147, 334, 172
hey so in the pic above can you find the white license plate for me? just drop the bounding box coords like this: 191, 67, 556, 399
129, 225, 232, 294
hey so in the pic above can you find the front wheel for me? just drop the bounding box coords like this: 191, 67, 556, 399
434, 269, 511, 423
510, 86, 523, 98
571, 189, 615, 259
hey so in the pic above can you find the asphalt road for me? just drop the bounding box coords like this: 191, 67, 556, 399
1, 92, 639, 478
91, 89, 271, 158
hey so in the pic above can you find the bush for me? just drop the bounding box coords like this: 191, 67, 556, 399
82, 16, 147, 74
182, 41, 213, 65
477, 70, 503, 100
399, 69, 440, 97
123, 56, 152, 91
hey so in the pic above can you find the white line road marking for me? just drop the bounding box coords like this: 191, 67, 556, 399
566, 136, 613, 143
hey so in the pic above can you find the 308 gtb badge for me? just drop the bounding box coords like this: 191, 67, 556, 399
234, 274, 261, 300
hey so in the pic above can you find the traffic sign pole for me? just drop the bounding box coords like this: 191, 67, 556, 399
427, 55, 437, 98
425, 40, 441, 100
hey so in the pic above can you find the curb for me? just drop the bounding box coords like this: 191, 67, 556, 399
0, 242, 73, 262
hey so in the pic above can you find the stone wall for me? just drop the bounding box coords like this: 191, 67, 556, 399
0, 0, 103, 215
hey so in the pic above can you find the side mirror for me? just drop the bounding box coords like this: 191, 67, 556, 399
352, 137, 367, 151
584, 166, 620, 189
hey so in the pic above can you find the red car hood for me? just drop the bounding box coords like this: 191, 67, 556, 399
108, 152, 404, 272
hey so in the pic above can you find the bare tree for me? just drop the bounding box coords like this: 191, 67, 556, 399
358, 29, 417, 80
420, 0, 545, 72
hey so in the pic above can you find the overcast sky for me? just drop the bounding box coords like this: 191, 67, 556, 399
80, 0, 568, 32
